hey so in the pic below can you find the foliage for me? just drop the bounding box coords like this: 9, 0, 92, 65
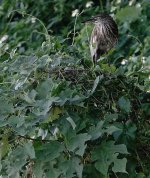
0, 0, 150, 178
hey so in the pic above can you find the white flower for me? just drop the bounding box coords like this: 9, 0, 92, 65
31, 17, 36, 23
86, 1, 93, 8
117, 0, 121, 4
121, 59, 127, 65
129, 0, 135, 6
72, 9, 79, 17
142, 57, 146, 64
0, 35, 8, 44
136, 3, 141, 8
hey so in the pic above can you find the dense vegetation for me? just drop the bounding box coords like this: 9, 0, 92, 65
0, 0, 150, 177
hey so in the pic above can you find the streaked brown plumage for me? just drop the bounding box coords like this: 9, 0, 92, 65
84, 13, 118, 63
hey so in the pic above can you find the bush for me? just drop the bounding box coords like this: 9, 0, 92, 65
0, 0, 150, 177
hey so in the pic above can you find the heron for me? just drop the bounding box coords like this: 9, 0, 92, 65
84, 13, 118, 63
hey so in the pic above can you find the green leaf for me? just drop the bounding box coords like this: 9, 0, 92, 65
112, 158, 128, 173
91, 141, 128, 175
0, 98, 14, 115
104, 113, 118, 122
35, 161, 61, 178
36, 78, 54, 98
118, 96, 131, 113
94, 152, 111, 175
105, 125, 121, 135
101, 64, 116, 73
57, 88, 75, 106
45, 168, 61, 178
0, 115, 9, 127
45, 106, 63, 123
66, 117, 76, 130
35, 141, 64, 161
7, 116, 25, 128
59, 157, 83, 178
1, 135, 10, 158
33, 99, 53, 116
21, 90, 37, 104
6, 142, 35, 176
69, 94, 86, 105
24, 142, 35, 159
91, 76, 100, 94
37, 55, 52, 69
33, 161, 44, 178
66, 133, 91, 156
116, 6, 141, 22
88, 121, 104, 140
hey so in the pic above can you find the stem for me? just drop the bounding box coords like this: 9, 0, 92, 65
10, 10, 50, 43
72, 10, 84, 45
99, 0, 104, 12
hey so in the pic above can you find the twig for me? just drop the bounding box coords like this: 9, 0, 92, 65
135, 149, 145, 172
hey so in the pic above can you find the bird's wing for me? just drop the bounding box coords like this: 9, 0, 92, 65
90, 27, 99, 62
90, 26, 107, 62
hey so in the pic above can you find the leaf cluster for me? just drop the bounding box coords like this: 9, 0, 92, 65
0, 0, 150, 177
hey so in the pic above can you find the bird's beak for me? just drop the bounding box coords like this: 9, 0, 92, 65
82, 17, 95, 23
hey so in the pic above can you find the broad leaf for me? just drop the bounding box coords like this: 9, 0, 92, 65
116, 6, 141, 22
91, 141, 128, 175
66, 133, 91, 156
59, 157, 83, 178
35, 141, 64, 161
112, 158, 127, 173
6, 142, 35, 176
88, 121, 104, 140
118, 96, 131, 113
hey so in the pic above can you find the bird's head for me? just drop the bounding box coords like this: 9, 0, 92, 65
82, 13, 113, 25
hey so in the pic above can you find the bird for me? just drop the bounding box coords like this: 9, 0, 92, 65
83, 13, 118, 63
